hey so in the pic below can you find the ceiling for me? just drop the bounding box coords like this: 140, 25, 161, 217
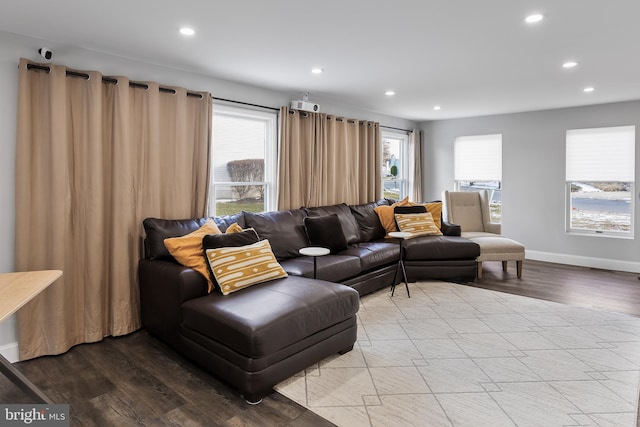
1, 0, 640, 121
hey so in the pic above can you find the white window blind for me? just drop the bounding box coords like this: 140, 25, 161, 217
454, 134, 502, 181
566, 126, 635, 181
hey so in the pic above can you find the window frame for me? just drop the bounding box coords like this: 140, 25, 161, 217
565, 125, 635, 238
381, 129, 409, 201
208, 103, 277, 216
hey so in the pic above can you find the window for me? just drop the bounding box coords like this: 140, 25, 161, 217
209, 104, 277, 216
382, 130, 408, 200
565, 125, 635, 237
454, 134, 502, 222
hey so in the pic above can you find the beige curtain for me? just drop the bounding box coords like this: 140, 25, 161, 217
408, 129, 424, 202
278, 107, 381, 209
14, 58, 211, 360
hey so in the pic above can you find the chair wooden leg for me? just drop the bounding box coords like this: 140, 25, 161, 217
517, 260, 523, 278
502, 261, 508, 272
476, 262, 482, 280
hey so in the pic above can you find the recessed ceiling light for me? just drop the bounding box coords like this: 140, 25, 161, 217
311, 68, 324, 74
179, 27, 195, 36
385, 91, 396, 96
525, 13, 544, 23
433, 105, 441, 110
562, 61, 579, 68
583, 86, 595, 93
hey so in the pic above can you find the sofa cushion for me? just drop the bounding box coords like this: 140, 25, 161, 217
394, 201, 443, 230
394, 205, 426, 215
202, 229, 261, 291
305, 203, 361, 245
205, 239, 288, 295
213, 212, 246, 232
224, 223, 243, 233
281, 255, 361, 282
244, 210, 309, 261
163, 219, 222, 292
181, 276, 359, 358
339, 242, 399, 272
304, 214, 348, 254
403, 235, 480, 261
349, 199, 389, 242
374, 197, 412, 236
417, 201, 443, 230
143, 217, 209, 261
395, 213, 443, 237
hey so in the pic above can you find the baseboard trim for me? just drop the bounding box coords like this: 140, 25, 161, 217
0, 341, 19, 363
526, 250, 640, 273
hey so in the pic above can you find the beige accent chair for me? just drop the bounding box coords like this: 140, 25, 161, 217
442, 190, 524, 279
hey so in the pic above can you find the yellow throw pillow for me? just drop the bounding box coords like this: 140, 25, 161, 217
373, 196, 411, 235
205, 239, 288, 295
416, 202, 442, 230
395, 212, 443, 237
163, 219, 221, 292
225, 223, 244, 233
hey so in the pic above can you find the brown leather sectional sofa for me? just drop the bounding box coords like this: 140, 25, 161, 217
138, 199, 480, 402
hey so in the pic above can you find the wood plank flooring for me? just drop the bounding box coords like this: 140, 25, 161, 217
1, 259, 639, 426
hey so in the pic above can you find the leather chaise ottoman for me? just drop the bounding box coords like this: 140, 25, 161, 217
178, 276, 359, 403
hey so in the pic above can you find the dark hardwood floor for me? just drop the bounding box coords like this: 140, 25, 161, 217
472, 259, 640, 317
1, 259, 639, 426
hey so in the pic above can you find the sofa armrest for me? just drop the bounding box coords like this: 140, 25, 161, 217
441, 221, 461, 236
138, 259, 208, 348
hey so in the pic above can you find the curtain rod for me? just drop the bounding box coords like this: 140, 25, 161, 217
215, 98, 413, 132
25, 67, 414, 131
26, 63, 204, 99
212, 96, 279, 111
381, 125, 413, 133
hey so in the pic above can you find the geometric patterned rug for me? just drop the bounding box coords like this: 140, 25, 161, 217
275, 281, 640, 426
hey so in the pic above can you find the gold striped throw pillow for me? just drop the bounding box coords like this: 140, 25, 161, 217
205, 239, 288, 295
394, 212, 443, 237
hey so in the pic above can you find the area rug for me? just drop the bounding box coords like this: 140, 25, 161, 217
274, 281, 640, 427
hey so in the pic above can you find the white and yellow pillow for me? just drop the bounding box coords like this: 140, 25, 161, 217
205, 239, 287, 295
394, 212, 443, 237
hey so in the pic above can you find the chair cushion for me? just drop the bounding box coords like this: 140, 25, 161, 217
471, 236, 525, 262
448, 192, 484, 232
304, 214, 348, 254
461, 231, 501, 239
305, 203, 361, 245
181, 276, 359, 357
244, 209, 309, 261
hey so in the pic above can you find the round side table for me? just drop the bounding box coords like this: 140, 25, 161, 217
299, 247, 330, 279
388, 231, 412, 297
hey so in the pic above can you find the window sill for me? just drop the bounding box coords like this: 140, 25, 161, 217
566, 230, 634, 240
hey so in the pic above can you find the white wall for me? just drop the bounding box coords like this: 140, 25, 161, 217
0, 30, 416, 360
422, 101, 640, 271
